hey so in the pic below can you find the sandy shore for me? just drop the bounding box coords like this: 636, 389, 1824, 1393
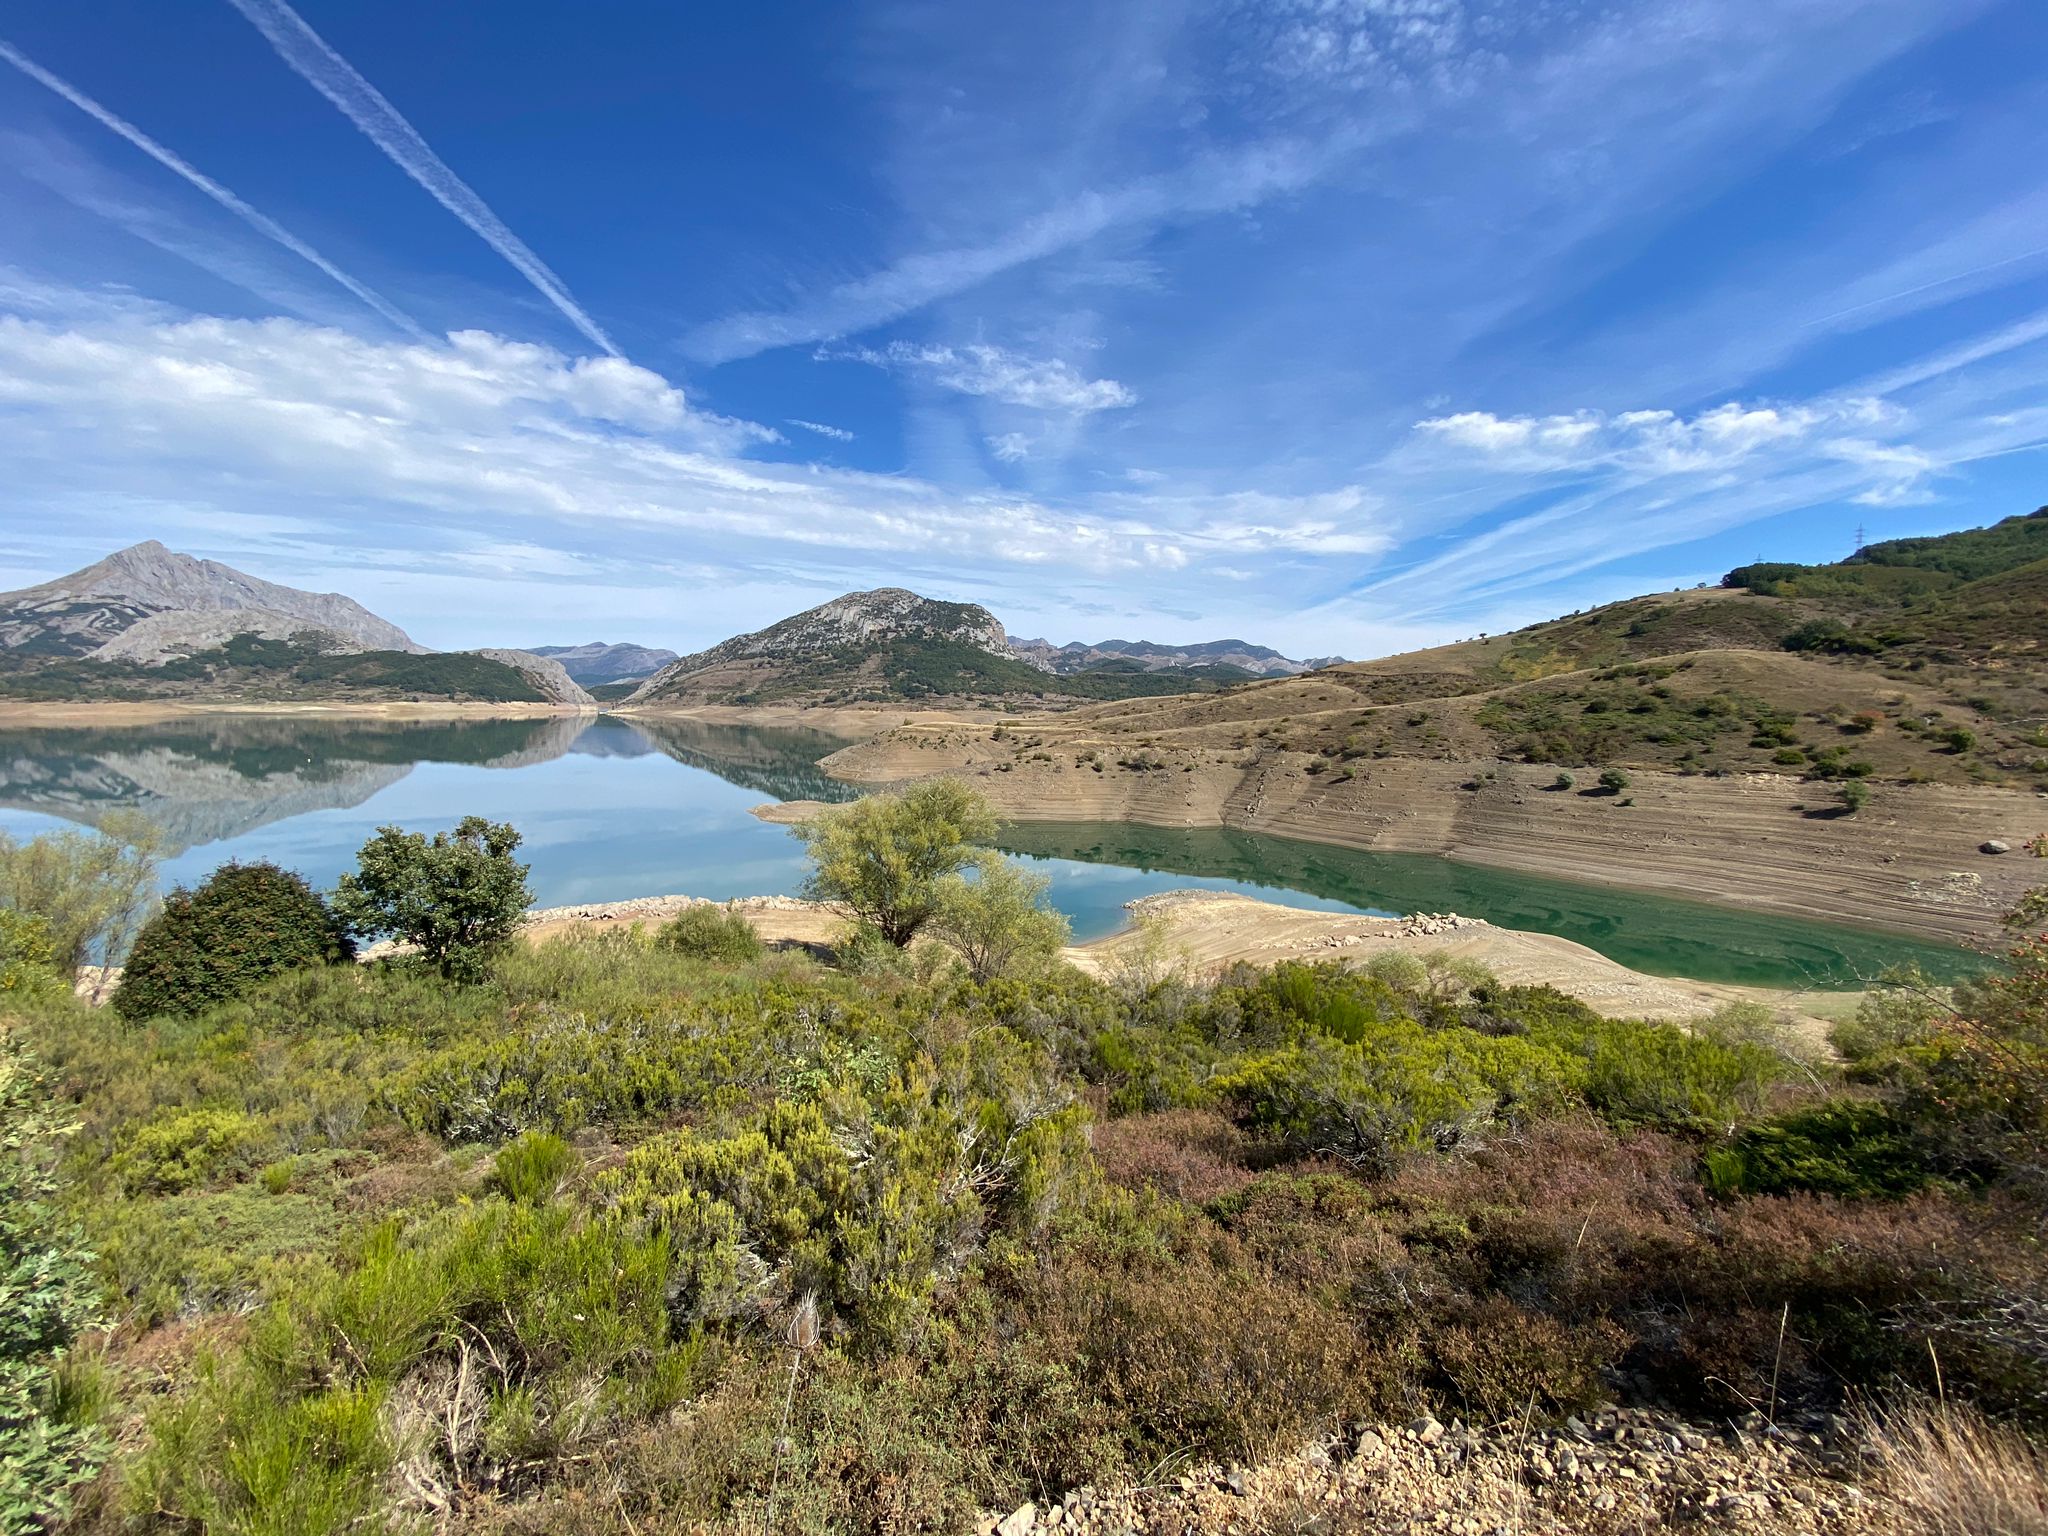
516, 887, 1854, 1029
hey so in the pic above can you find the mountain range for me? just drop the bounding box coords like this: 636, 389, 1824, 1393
624, 588, 1290, 706
1008, 636, 1343, 676
0, 543, 1340, 709
0, 544, 590, 706
527, 641, 680, 685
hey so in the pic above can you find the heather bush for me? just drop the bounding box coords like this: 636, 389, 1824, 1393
114, 860, 353, 1022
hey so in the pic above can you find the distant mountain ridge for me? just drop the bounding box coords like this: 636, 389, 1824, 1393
1008, 635, 1343, 676
529, 641, 680, 684
0, 541, 423, 659
631, 588, 1017, 705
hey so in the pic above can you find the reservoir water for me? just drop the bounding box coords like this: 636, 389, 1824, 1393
0, 714, 1982, 988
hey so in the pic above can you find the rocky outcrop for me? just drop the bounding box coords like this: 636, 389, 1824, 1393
465, 649, 597, 708
0, 541, 422, 658
527, 641, 679, 685
90, 608, 366, 664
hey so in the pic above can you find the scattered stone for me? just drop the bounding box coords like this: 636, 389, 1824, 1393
1982, 839, 2011, 854
996, 1501, 1036, 1536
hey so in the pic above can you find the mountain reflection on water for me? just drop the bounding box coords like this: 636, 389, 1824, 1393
0, 715, 858, 853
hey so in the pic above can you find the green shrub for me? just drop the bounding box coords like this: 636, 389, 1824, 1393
114, 861, 353, 1022
1597, 766, 1630, 794
1838, 780, 1871, 815
1551, 1015, 1783, 1128
0, 1040, 107, 1528
0, 908, 61, 999
488, 1131, 580, 1205
655, 904, 764, 966
1214, 1026, 1574, 1172
109, 1107, 275, 1195
1703, 1099, 1933, 1198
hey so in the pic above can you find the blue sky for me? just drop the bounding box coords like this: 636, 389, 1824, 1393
1, 0, 2044, 658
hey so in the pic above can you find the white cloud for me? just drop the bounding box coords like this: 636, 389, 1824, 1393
0, 302, 1388, 599
987, 431, 1032, 462
1413, 399, 1895, 476
788, 417, 855, 442
825, 340, 1137, 412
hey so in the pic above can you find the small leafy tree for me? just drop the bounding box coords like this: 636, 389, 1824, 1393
114, 861, 354, 1022
1597, 767, 1630, 795
794, 780, 1000, 947
932, 853, 1071, 982
0, 812, 162, 996
331, 817, 532, 983
1837, 780, 1871, 815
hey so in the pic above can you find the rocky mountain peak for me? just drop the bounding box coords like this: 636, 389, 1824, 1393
0, 542, 424, 659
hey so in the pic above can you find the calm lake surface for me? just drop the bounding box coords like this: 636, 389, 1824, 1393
0, 714, 1980, 988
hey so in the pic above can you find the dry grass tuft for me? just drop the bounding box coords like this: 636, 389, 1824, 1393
1871, 1401, 2048, 1536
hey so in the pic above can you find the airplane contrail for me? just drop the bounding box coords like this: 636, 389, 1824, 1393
224, 0, 621, 357
0, 37, 423, 337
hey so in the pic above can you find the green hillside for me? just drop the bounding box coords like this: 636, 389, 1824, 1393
0, 632, 549, 705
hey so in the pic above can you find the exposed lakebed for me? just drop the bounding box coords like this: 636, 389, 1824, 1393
0, 713, 1982, 987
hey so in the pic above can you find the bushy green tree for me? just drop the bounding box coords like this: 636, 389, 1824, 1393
331, 817, 532, 983
114, 861, 353, 1022
794, 779, 1000, 947
654, 904, 763, 966
932, 852, 1071, 982
1838, 779, 1871, 814
0, 813, 162, 992
1597, 766, 1630, 794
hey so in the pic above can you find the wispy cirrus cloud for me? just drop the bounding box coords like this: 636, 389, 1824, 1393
823, 340, 1136, 412
787, 418, 854, 442
684, 135, 1336, 363
223, 0, 619, 357
0, 37, 421, 337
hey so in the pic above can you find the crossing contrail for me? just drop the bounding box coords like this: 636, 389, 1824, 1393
0, 36, 423, 337
224, 0, 621, 357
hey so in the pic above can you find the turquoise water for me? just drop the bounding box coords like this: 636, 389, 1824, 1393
0, 714, 1981, 987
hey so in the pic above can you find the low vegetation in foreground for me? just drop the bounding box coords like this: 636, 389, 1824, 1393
0, 785, 2045, 1534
